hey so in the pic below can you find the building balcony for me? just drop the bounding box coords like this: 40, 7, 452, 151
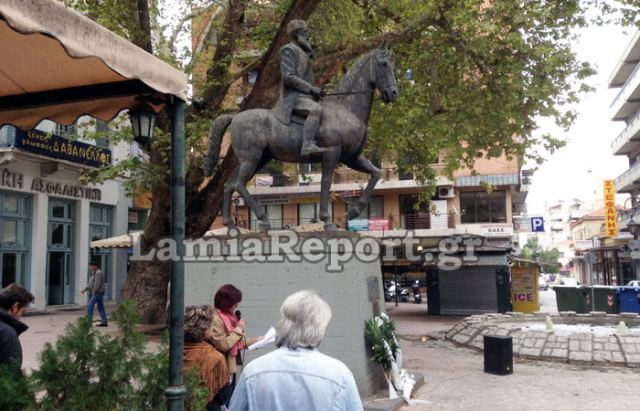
615, 161, 640, 193
610, 60, 640, 122
612, 110, 640, 155
609, 31, 640, 88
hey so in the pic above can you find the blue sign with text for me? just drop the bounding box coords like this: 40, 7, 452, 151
13, 129, 111, 167
531, 217, 545, 232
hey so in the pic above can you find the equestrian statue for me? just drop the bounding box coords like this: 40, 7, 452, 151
204, 19, 399, 231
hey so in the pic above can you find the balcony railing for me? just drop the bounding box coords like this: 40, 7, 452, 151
228, 213, 455, 232
610, 60, 640, 121
611, 110, 640, 155
615, 161, 640, 193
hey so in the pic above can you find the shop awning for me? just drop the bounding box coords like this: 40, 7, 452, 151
91, 232, 142, 249
0, 0, 188, 130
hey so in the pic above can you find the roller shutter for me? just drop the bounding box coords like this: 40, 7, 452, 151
439, 266, 499, 315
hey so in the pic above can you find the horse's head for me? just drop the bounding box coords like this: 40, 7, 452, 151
371, 41, 398, 103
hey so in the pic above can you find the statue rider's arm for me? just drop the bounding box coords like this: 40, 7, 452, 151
281, 48, 318, 95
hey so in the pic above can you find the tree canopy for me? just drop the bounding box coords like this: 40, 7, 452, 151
64, 0, 640, 321
520, 237, 562, 273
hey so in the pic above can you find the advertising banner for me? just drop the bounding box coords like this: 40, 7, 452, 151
603, 180, 618, 237
511, 266, 539, 313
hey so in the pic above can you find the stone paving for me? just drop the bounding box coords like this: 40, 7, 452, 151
445, 311, 640, 367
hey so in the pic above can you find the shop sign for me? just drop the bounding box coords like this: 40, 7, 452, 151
368, 219, 390, 230
257, 195, 289, 206
31, 178, 101, 201
574, 239, 593, 250
128, 211, 138, 224
14, 129, 111, 167
511, 266, 539, 313
480, 223, 514, 237
348, 219, 368, 231
603, 180, 618, 237
0, 168, 23, 189
513, 216, 531, 233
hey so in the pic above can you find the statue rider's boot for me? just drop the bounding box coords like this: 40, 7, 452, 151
300, 118, 328, 156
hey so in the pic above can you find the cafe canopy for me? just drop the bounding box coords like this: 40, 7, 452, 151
0, 0, 188, 129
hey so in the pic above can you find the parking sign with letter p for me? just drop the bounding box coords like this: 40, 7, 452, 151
531, 217, 544, 232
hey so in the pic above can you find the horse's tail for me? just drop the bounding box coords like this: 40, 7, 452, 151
204, 114, 234, 177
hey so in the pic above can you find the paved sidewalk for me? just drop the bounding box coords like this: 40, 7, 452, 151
20, 304, 119, 371
386, 303, 640, 411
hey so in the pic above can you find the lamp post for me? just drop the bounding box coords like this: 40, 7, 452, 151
129, 100, 187, 411
129, 101, 157, 148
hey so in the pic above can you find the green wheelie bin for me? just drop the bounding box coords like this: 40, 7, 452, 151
553, 286, 592, 313
591, 286, 619, 314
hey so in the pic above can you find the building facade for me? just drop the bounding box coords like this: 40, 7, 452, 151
0, 120, 137, 310
607, 30, 640, 284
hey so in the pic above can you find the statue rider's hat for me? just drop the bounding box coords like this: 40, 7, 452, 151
287, 20, 308, 35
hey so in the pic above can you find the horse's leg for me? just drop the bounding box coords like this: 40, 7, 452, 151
319, 148, 341, 231
222, 166, 238, 228
343, 154, 382, 220
232, 157, 271, 232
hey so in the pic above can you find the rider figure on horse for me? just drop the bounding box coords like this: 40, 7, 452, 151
274, 19, 328, 156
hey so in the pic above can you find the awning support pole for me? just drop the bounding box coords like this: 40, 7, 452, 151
166, 99, 186, 411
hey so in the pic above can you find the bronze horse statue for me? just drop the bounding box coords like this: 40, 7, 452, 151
204, 43, 398, 231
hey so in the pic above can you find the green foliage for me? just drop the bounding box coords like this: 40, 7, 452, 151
21, 300, 209, 410
0, 364, 36, 411
520, 237, 562, 273
72, 1, 640, 203
364, 314, 399, 371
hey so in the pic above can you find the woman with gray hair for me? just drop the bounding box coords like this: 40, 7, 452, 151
229, 290, 363, 411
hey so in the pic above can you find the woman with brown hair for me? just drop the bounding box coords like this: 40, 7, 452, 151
208, 284, 262, 397
183, 305, 232, 411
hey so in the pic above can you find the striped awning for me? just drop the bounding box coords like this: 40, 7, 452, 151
455, 174, 519, 187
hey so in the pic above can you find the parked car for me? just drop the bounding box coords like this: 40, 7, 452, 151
538, 276, 548, 291
559, 277, 580, 286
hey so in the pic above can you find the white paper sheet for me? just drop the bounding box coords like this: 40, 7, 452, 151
248, 326, 276, 350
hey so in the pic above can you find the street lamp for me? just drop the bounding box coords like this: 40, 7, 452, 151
129, 101, 157, 148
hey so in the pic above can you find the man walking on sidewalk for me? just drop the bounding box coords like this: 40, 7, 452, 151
82, 261, 108, 327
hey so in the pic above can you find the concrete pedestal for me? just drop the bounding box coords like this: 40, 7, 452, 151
184, 231, 386, 397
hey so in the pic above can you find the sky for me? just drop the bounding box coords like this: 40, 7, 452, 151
526, 24, 635, 214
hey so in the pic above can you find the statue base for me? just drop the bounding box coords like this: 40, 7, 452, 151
184, 233, 386, 397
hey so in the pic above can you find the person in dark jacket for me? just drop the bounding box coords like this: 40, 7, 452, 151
0, 283, 34, 367
81, 261, 108, 326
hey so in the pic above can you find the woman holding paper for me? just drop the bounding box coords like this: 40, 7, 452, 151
208, 284, 262, 397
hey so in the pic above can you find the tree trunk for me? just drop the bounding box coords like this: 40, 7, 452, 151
124, 0, 322, 322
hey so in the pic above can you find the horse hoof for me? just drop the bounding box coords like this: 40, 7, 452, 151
258, 221, 271, 233
324, 222, 339, 232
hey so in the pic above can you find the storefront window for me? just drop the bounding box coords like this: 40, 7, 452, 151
0, 191, 30, 288
460, 191, 506, 223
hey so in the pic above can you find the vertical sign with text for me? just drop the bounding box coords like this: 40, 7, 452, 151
603, 180, 618, 237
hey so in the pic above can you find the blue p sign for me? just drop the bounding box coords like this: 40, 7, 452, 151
531, 217, 544, 232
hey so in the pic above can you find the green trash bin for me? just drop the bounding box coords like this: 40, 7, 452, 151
553, 286, 591, 313
591, 286, 619, 314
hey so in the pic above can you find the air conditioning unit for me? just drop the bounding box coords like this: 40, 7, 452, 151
438, 186, 455, 199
